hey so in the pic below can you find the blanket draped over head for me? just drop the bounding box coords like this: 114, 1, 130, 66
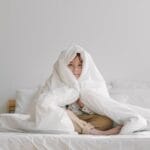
0, 45, 150, 134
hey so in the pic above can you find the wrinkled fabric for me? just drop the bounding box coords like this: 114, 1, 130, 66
1, 132, 150, 150
0, 45, 150, 134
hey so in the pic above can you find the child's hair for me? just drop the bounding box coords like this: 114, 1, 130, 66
76, 53, 83, 63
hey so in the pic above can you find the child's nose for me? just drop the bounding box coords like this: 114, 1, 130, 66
73, 67, 80, 72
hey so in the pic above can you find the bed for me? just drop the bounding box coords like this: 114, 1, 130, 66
1, 80, 150, 150
0, 132, 150, 150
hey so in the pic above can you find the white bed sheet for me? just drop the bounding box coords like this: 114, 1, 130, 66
0, 132, 150, 150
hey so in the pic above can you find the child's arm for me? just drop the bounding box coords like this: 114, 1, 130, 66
76, 99, 94, 114
76, 99, 84, 108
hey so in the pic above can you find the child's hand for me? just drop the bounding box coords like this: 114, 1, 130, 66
76, 99, 84, 108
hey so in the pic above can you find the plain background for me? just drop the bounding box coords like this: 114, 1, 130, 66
0, 0, 150, 113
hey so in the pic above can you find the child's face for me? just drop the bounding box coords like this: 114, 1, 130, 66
68, 56, 82, 79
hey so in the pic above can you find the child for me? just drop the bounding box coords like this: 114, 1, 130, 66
66, 52, 122, 135
37, 45, 148, 135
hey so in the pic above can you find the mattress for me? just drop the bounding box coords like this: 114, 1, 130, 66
0, 132, 150, 150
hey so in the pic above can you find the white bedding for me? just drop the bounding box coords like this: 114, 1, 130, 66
0, 132, 150, 150
1, 45, 150, 150
1, 45, 150, 134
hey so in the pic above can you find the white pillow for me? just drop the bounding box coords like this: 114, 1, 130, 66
110, 80, 150, 89
15, 88, 39, 114
109, 89, 150, 109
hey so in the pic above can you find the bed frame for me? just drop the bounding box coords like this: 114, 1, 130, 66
8, 99, 16, 113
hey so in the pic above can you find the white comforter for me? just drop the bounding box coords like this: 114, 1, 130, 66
0, 45, 150, 134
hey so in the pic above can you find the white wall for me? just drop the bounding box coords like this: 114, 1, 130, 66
0, 0, 150, 113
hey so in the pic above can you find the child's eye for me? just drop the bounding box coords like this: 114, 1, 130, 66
78, 64, 82, 67
68, 64, 73, 66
